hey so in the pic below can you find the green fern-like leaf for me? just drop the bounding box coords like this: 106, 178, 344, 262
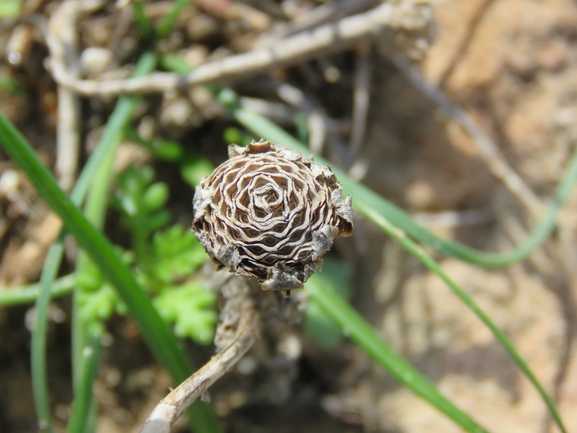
154, 281, 218, 344
76, 249, 132, 323
108, 164, 217, 344
150, 225, 207, 284
111, 165, 170, 260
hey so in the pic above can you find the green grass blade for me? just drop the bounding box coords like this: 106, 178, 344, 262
66, 328, 103, 433
28, 52, 157, 433
32, 241, 64, 433
76, 48, 156, 383
0, 74, 26, 95
71, 127, 119, 433
0, 113, 220, 433
362, 207, 568, 433
306, 274, 489, 433
156, 0, 191, 38
133, 1, 152, 39
74, 52, 156, 198
0, 275, 75, 306
234, 109, 577, 268
71, 50, 159, 423
159, 53, 197, 74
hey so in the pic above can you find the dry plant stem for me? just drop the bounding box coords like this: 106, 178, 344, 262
273, 82, 350, 157
47, 0, 82, 191
49, 3, 432, 96
349, 42, 372, 153
548, 229, 577, 432
239, 96, 297, 125
140, 296, 259, 433
391, 53, 543, 219
308, 110, 326, 154
44, 0, 107, 190
257, 0, 379, 44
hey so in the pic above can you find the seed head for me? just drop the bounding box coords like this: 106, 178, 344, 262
192, 140, 353, 296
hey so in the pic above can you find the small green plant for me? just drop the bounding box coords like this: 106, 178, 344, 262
75, 164, 217, 345
112, 166, 170, 262
75, 248, 131, 326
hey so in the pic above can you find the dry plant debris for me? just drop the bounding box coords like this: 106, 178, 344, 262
193, 140, 353, 297
47, 2, 434, 96
141, 275, 259, 433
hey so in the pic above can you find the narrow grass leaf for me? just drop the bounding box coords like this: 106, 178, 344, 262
0, 113, 220, 433
306, 274, 489, 433
132, 1, 152, 39
32, 241, 64, 433
0, 275, 75, 307
66, 329, 102, 433
156, 0, 191, 38
362, 207, 568, 433
28, 52, 156, 433
235, 109, 577, 268
70, 133, 118, 433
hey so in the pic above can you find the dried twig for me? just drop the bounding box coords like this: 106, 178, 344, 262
239, 96, 297, 125
256, 0, 379, 44
391, 53, 544, 219
48, 3, 433, 96
43, 0, 107, 190
349, 42, 372, 153
273, 81, 351, 159
140, 283, 259, 433
47, 1, 82, 191
308, 110, 327, 154
437, 0, 496, 89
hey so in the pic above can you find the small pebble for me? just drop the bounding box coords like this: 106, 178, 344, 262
80, 47, 113, 77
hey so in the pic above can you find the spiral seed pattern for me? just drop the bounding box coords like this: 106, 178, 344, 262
193, 140, 353, 296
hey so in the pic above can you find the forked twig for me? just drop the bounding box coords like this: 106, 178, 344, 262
256, 0, 379, 44
141, 290, 259, 433
43, 0, 107, 190
49, 3, 433, 96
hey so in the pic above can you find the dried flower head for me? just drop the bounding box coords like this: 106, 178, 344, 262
192, 140, 353, 296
